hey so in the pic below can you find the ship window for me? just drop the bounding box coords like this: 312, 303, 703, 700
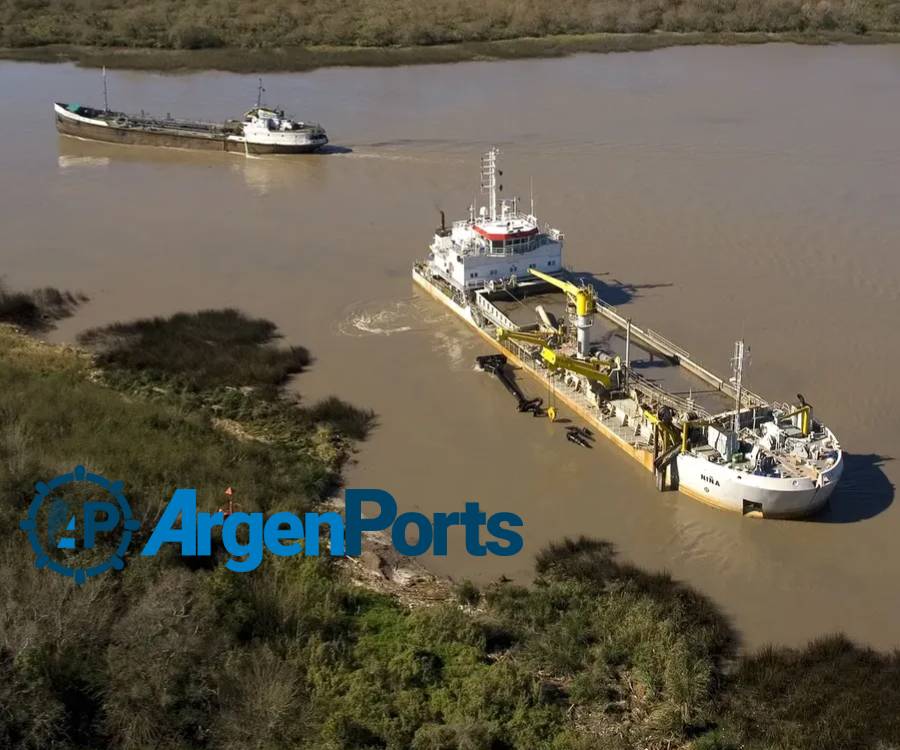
489, 269, 498, 276
510, 265, 517, 272
548, 260, 556, 266
469, 272, 479, 278
528, 263, 536, 269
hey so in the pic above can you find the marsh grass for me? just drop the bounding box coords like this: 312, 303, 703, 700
723, 635, 900, 749
1, 321, 900, 749
77, 309, 375, 490
78, 309, 310, 392
0, 281, 85, 332
5, 30, 900, 73
2, 0, 898, 51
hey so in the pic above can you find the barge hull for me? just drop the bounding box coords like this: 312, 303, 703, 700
413, 267, 840, 518
55, 115, 325, 154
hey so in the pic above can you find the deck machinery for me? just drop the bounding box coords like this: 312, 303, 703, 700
413, 148, 843, 518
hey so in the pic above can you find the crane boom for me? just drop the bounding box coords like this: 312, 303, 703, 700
496, 327, 554, 347
528, 267, 581, 297
540, 347, 614, 389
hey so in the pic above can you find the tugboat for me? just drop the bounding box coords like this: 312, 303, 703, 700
413, 148, 843, 518
54, 78, 327, 155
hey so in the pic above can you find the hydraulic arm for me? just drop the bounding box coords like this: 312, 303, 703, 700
540, 348, 615, 390
496, 327, 554, 347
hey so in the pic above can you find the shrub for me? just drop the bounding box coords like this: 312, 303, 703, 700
0, 282, 83, 332
454, 579, 481, 606
78, 308, 310, 392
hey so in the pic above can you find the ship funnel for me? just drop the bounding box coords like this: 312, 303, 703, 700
436, 209, 450, 237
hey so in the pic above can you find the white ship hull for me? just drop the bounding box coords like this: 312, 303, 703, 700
676, 452, 842, 518
413, 266, 843, 519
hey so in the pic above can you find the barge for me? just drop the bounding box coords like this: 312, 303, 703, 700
413, 148, 843, 518
54, 85, 327, 155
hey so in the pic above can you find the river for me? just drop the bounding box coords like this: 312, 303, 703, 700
2, 43, 899, 650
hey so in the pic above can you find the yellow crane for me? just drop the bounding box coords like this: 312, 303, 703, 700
496, 328, 618, 390
496, 328, 554, 347
528, 268, 596, 357
541, 348, 616, 390
643, 407, 684, 491
781, 403, 812, 436
495, 326, 616, 419
643, 408, 681, 451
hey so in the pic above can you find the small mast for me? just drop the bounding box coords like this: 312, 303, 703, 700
731, 339, 748, 434
481, 147, 500, 221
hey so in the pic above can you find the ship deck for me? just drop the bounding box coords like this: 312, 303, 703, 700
492, 289, 737, 417
413, 266, 841, 518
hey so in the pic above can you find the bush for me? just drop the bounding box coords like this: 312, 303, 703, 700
2, 0, 899, 51
2, 326, 900, 749
78, 309, 310, 392
170, 22, 225, 49
0, 282, 84, 332
454, 579, 481, 606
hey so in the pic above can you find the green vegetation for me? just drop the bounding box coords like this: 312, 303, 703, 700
455, 578, 481, 606
0, 280, 84, 333
3, 0, 900, 50
2, 0, 900, 71
1, 311, 900, 749
78, 309, 310, 392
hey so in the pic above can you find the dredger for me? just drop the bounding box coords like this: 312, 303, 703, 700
413, 148, 842, 518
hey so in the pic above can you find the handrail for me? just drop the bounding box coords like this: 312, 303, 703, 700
475, 292, 519, 331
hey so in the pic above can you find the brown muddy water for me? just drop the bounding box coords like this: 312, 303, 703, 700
2, 44, 899, 650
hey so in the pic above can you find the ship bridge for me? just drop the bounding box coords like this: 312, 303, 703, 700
428, 148, 564, 291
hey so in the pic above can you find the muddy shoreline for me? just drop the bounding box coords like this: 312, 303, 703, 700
4, 31, 900, 73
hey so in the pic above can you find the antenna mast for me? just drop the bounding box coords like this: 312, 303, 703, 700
481, 147, 499, 221
731, 339, 747, 434
102, 66, 109, 112
256, 78, 265, 108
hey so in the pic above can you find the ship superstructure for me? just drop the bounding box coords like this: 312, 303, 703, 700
428, 148, 563, 295
414, 148, 843, 518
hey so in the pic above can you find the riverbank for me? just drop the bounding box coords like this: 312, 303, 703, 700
4, 31, 900, 72
2, 312, 900, 748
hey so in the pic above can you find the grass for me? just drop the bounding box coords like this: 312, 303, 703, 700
2, 0, 899, 72
78, 308, 310, 393
3, 0, 899, 51
1, 308, 900, 749
0, 281, 85, 333
4, 30, 900, 72
722, 635, 900, 749
76, 309, 374, 488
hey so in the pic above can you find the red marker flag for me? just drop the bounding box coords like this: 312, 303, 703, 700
224, 487, 233, 496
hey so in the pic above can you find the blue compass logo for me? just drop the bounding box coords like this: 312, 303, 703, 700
20, 465, 140, 585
